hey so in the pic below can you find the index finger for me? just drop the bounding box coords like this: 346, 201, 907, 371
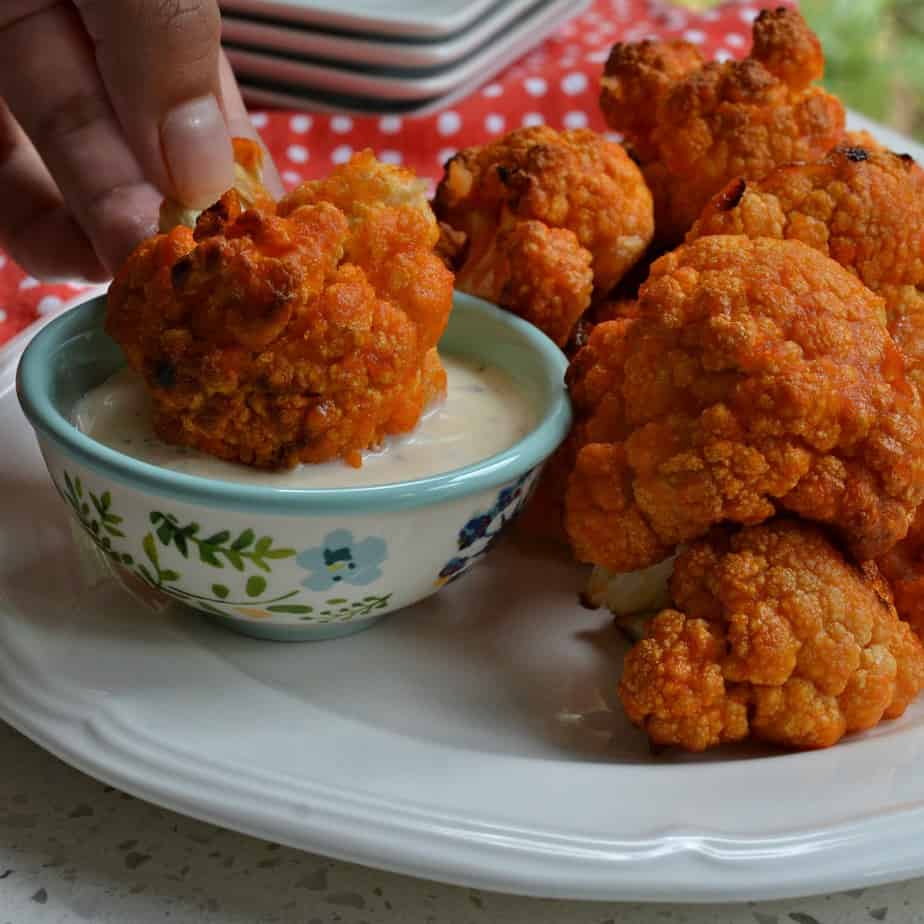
75, 0, 234, 208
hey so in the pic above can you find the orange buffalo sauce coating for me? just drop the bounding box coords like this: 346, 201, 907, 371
107, 142, 454, 469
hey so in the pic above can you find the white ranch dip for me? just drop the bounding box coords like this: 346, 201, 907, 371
73, 355, 537, 488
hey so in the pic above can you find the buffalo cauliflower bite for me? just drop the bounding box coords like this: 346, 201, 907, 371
106, 148, 453, 469
564, 236, 924, 573
689, 144, 924, 392
433, 126, 653, 346
600, 8, 844, 246
517, 315, 638, 542
620, 521, 924, 752
878, 506, 924, 641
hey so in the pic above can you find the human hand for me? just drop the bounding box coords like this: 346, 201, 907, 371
0, 1, 282, 282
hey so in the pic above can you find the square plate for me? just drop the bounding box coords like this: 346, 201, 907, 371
222, 0, 547, 71
220, 0, 510, 39
240, 80, 454, 117
226, 0, 589, 103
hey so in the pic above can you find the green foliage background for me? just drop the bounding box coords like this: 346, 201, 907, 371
801, 0, 924, 140
673, 1, 924, 141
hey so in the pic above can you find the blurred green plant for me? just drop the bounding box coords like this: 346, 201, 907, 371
801, 0, 890, 116
796, 0, 924, 140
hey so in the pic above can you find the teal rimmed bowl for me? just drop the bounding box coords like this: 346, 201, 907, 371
17, 292, 572, 641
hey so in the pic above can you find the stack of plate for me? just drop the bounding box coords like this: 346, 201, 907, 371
221, 0, 591, 115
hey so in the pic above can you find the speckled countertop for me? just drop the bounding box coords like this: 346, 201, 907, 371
3, 723, 924, 924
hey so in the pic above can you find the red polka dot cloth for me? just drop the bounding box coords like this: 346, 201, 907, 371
0, 0, 794, 346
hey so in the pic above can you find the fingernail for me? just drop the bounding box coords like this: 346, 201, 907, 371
161, 95, 234, 209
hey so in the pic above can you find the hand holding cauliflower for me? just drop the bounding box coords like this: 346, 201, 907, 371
106, 142, 453, 469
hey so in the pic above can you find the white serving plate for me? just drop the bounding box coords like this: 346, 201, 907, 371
219, 0, 508, 39
226, 0, 589, 103
4, 117, 924, 904
223, 0, 547, 70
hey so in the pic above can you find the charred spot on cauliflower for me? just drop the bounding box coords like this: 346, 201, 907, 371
107, 149, 453, 469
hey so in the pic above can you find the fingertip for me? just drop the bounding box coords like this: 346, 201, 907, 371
89, 181, 162, 274
161, 94, 234, 209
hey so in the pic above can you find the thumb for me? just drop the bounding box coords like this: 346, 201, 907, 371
75, 0, 234, 209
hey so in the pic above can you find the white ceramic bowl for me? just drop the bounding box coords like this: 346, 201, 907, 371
17, 292, 571, 641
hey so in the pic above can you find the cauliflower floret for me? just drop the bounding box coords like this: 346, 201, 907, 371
600, 8, 845, 246
878, 506, 924, 641
433, 126, 653, 346
620, 608, 750, 752
689, 143, 924, 393
620, 521, 924, 752
516, 315, 638, 543
564, 236, 924, 572
107, 149, 453, 469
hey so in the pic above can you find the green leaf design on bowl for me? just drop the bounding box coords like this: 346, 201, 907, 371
59, 471, 391, 624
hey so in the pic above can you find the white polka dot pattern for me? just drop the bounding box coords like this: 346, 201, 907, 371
561, 72, 588, 95
37, 296, 62, 316
331, 145, 353, 164
485, 114, 506, 134
286, 145, 309, 164
437, 111, 462, 136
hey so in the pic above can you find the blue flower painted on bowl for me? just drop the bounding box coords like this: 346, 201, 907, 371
458, 513, 494, 551
493, 482, 524, 515
435, 471, 537, 587
297, 530, 387, 592
437, 556, 469, 585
